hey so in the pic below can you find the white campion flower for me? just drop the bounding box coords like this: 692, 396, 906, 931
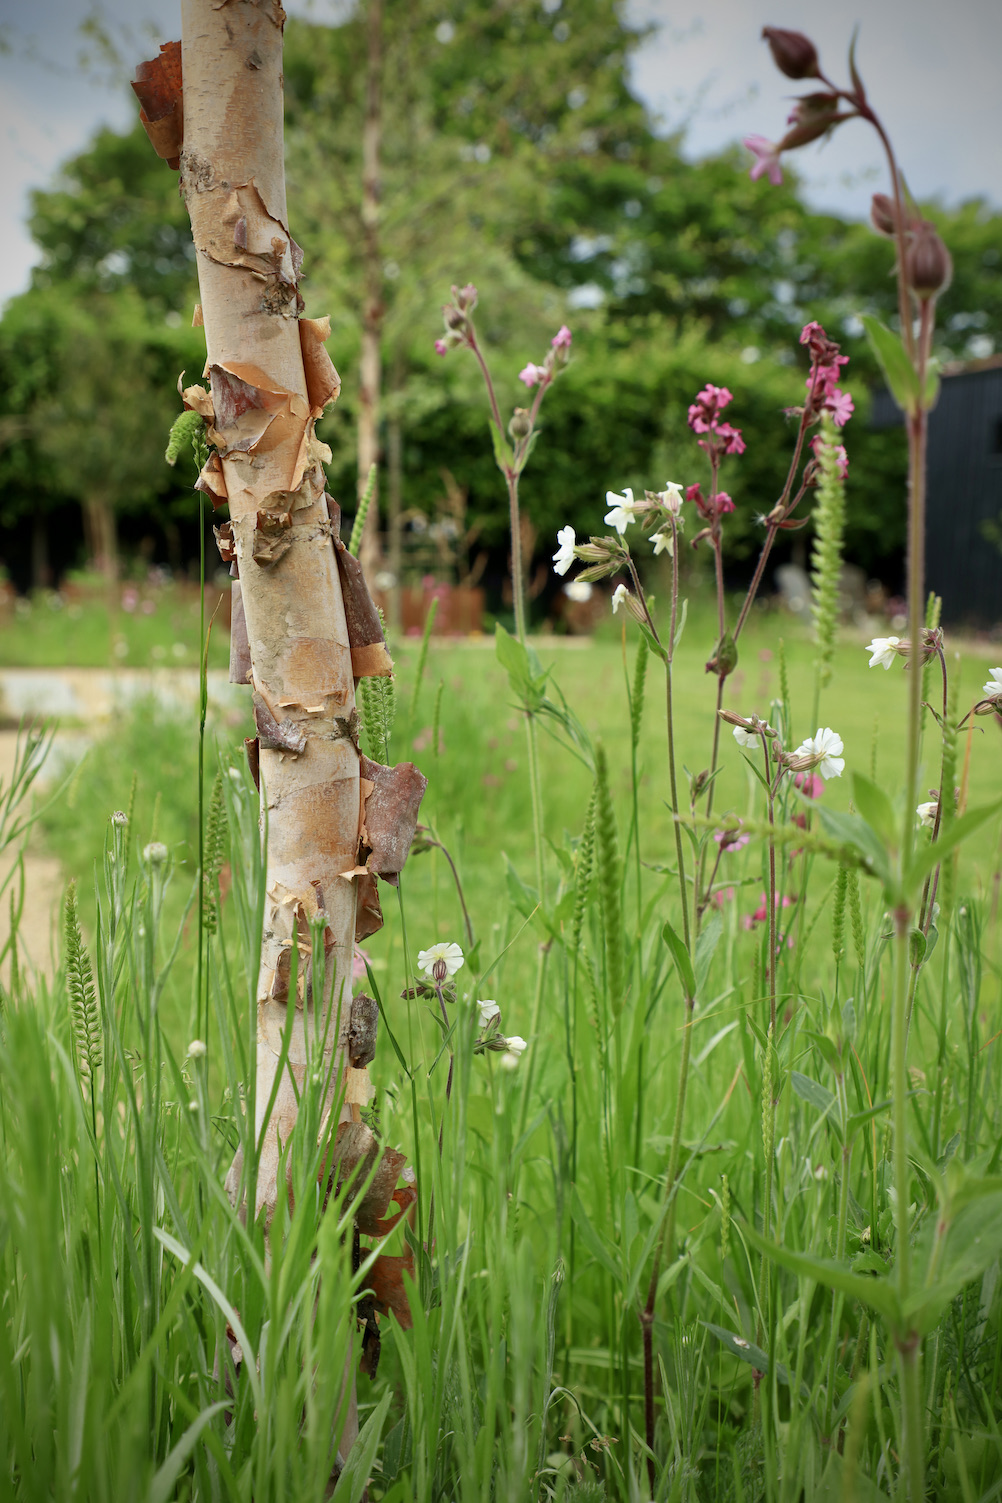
651, 529, 673, 556
793, 727, 845, 780
563, 579, 593, 602
866, 636, 901, 670
733, 724, 764, 750
916, 800, 938, 828
552, 525, 577, 576
982, 666, 1002, 701
660, 481, 685, 515
499, 1034, 528, 1068
604, 486, 639, 535
416, 941, 465, 978
477, 1000, 501, 1028
611, 583, 630, 614
188, 1039, 207, 1058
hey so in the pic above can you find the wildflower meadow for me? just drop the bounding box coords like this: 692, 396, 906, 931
1, 13, 1001, 1503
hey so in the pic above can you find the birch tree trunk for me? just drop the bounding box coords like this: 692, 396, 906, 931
179, 0, 358, 1221
357, 0, 383, 580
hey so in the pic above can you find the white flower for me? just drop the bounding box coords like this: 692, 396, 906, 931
651, 529, 673, 557
660, 481, 685, 515
982, 667, 1002, 701
611, 583, 630, 614
552, 525, 577, 576
188, 1039, 207, 1058
143, 841, 169, 865
500, 1034, 528, 1068
866, 636, 901, 670
793, 727, 845, 780
564, 579, 593, 603
916, 800, 938, 828
477, 1000, 501, 1028
604, 487, 639, 535
416, 941, 465, 978
733, 724, 763, 750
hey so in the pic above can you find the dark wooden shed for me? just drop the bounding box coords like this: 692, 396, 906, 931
871, 358, 1002, 626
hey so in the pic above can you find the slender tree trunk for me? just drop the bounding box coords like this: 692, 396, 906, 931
31, 510, 52, 591
357, 0, 383, 579
386, 396, 403, 632
82, 495, 118, 582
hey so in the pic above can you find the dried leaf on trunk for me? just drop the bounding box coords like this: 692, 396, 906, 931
214, 521, 236, 564
347, 992, 379, 1067
132, 41, 183, 167
358, 757, 428, 884
367, 1250, 415, 1330
355, 872, 383, 941
253, 692, 306, 755
299, 316, 341, 416
229, 582, 252, 685
329, 1121, 408, 1236
180, 380, 214, 424
334, 543, 394, 679
195, 451, 228, 507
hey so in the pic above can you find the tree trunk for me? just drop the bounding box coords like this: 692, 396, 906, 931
357, 0, 383, 580
386, 400, 403, 633
31, 509, 52, 591
179, 0, 359, 1251
82, 495, 118, 582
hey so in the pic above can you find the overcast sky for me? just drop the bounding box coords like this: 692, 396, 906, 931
1, 0, 1000, 307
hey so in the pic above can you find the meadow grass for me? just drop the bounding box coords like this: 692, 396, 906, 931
1, 592, 1001, 1501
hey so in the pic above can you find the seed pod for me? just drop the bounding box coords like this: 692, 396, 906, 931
906, 221, 953, 301
762, 26, 819, 80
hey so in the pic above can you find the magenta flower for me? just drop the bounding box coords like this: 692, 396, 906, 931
711, 885, 736, 908
810, 435, 848, 478
714, 491, 735, 515
434, 338, 448, 356
743, 135, 783, 185
716, 423, 746, 456
519, 362, 547, 389
551, 325, 572, 350
793, 771, 824, 799
714, 824, 750, 851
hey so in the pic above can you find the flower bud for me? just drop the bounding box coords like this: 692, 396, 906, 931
508, 407, 532, 440
870, 193, 898, 237
906, 222, 953, 301
111, 810, 129, 826
780, 93, 842, 151
443, 304, 468, 332
762, 26, 819, 80
454, 283, 478, 312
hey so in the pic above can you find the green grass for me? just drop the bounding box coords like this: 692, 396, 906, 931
1, 592, 1001, 1500
0, 580, 229, 670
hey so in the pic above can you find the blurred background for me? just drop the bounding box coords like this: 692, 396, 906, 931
0, 0, 1000, 644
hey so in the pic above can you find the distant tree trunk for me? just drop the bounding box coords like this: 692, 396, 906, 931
82, 495, 118, 582
386, 397, 403, 632
357, 0, 383, 580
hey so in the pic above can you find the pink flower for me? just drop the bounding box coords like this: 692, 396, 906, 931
686, 483, 704, 508
825, 388, 854, 427
434, 338, 448, 356
743, 135, 783, 185
716, 423, 746, 456
800, 321, 825, 348
519, 362, 547, 388
711, 885, 736, 908
714, 491, 735, 516
794, 771, 824, 799
714, 825, 750, 851
551, 325, 572, 350
745, 891, 797, 927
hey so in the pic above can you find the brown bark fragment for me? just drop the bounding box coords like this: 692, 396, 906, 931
132, 41, 183, 167
195, 451, 228, 506
180, 379, 214, 422
300, 316, 342, 416
245, 736, 260, 790
229, 582, 252, 684
367, 1251, 414, 1330
358, 756, 427, 883
354, 872, 383, 941
334, 542, 392, 678
329, 1122, 408, 1236
214, 521, 236, 563
251, 509, 293, 565
253, 691, 307, 754
347, 993, 379, 1068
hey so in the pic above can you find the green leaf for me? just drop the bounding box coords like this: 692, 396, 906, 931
924, 358, 941, 411
661, 919, 695, 1000
816, 805, 893, 891
503, 854, 538, 920
905, 799, 1002, 897
742, 1221, 902, 1329
571, 1187, 621, 1281
489, 420, 514, 474
861, 314, 919, 417
907, 1189, 1002, 1334
494, 622, 546, 712
148, 1402, 231, 1503
514, 427, 541, 473
851, 771, 898, 851
637, 616, 668, 664
693, 913, 722, 999
701, 1323, 807, 1395
673, 596, 688, 653
791, 1070, 837, 1120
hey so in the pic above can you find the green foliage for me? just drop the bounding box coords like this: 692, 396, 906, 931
63, 877, 101, 1079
